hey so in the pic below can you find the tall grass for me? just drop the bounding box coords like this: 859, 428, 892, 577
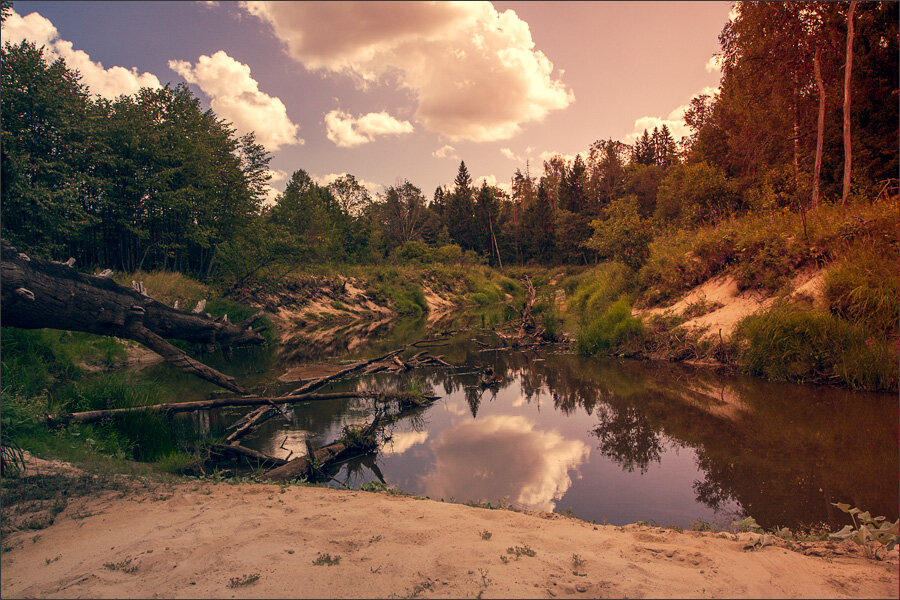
824, 242, 899, 336
568, 262, 637, 322
736, 305, 897, 391
1, 323, 223, 469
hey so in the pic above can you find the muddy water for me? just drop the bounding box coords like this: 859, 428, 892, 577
165, 314, 898, 530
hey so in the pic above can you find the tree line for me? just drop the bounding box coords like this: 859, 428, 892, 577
1, 1, 896, 286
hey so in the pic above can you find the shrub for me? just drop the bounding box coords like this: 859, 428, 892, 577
577, 298, 644, 356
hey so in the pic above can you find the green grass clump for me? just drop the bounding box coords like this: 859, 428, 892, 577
736, 305, 897, 391
576, 298, 644, 357
824, 243, 899, 336
1, 327, 212, 469
568, 262, 637, 322
367, 266, 428, 315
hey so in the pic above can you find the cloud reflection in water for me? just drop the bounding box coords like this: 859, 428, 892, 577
421, 415, 589, 511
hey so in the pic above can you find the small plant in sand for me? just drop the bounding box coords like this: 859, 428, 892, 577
733, 516, 763, 534
312, 552, 341, 566
505, 544, 536, 560
829, 503, 899, 550
571, 553, 587, 576
479, 529, 492, 540
227, 573, 260, 588
103, 557, 137, 573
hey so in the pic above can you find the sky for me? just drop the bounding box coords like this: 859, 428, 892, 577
3, 1, 733, 203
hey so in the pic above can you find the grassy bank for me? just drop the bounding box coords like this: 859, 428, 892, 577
566, 197, 899, 392
0, 271, 275, 478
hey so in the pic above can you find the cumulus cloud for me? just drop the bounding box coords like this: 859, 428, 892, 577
421, 415, 589, 511
432, 145, 458, 159
243, 1, 574, 141
625, 86, 720, 144
500, 148, 522, 162
475, 174, 511, 195
538, 150, 579, 165
324, 109, 413, 148
1, 9, 161, 99
169, 51, 303, 151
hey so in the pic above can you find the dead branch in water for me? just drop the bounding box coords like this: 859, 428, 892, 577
263, 395, 434, 482
45, 391, 439, 426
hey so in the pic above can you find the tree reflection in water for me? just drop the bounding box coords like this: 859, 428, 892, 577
234, 323, 897, 530
592, 404, 664, 474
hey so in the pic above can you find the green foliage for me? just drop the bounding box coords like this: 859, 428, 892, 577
733, 516, 764, 534
340, 422, 378, 453
586, 197, 652, 270
577, 298, 644, 357
359, 481, 390, 493
654, 162, 740, 227
829, 503, 899, 550
736, 305, 897, 391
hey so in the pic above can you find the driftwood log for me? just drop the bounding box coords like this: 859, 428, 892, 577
1, 239, 265, 393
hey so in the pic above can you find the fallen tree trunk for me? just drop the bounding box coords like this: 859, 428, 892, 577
210, 443, 288, 468
1, 239, 265, 393
45, 391, 440, 426
263, 439, 352, 482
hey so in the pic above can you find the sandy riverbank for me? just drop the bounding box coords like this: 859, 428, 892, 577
1, 456, 897, 599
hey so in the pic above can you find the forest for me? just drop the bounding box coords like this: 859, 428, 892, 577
2, 2, 896, 283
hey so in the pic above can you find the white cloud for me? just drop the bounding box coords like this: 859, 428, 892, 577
383, 430, 429, 455
624, 86, 721, 144
475, 174, 511, 195
421, 415, 589, 512
261, 168, 288, 207
432, 144, 458, 159
243, 1, 574, 142
313, 172, 383, 197
169, 51, 303, 151
324, 109, 413, 148
538, 150, 579, 165
705, 55, 723, 73
500, 148, 522, 162
1, 9, 161, 99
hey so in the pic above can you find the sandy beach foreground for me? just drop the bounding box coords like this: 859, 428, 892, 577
1, 456, 897, 599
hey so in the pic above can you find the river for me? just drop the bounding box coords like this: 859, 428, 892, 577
141, 311, 899, 531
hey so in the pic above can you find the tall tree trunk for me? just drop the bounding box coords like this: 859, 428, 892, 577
842, 0, 857, 207
488, 215, 502, 269
792, 76, 801, 202
812, 47, 826, 210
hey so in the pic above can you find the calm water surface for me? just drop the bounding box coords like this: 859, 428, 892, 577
158, 314, 898, 530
